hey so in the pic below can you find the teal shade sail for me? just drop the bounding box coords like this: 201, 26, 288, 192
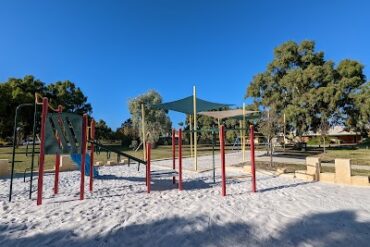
153, 96, 232, 114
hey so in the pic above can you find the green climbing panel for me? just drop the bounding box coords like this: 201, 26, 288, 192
44, 113, 83, 155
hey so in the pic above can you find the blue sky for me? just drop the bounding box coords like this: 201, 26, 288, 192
1, 0, 369, 129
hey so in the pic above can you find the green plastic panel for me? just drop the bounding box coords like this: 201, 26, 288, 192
44, 113, 83, 155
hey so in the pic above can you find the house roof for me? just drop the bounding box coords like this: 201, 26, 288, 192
303, 126, 360, 137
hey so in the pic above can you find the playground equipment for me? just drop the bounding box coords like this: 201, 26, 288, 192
145, 129, 183, 193
8, 94, 99, 205
219, 124, 257, 196
153, 86, 232, 171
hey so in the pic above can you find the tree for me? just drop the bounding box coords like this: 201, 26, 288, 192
0, 75, 46, 139
0, 75, 93, 140
95, 119, 113, 141
258, 109, 281, 167
352, 83, 370, 134
46, 81, 92, 114
247, 40, 367, 150
116, 118, 138, 147
128, 90, 171, 146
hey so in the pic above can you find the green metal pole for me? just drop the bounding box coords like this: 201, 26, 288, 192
9, 103, 33, 202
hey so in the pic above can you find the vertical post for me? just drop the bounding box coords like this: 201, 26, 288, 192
54, 105, 63, 195
242, 103, 246, 161
141, 104, 146, 161
239, 120, 243, 151
250, 125, 256, 193
146, 143, 151, 193
90, 119, 95, 192
37, 98, 48, 205
212, 127, 216, 183
220, 125, 226, 196
80, 114, 88, 200
145, 143, 147, 186
193, 86, 198, 171
172, 128, 176, 184
189, 115, 193, 158
9, 106, 19, 202
283, 113, 286, 152
29, 98, 38, 199
178, 129, 183, 191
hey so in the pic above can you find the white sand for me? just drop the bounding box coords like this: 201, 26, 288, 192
1, 157, 370, 247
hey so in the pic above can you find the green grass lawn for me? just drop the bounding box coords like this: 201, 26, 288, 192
2, 144, 370, 175
317, 148, 370, 166
0, 144, 237, 173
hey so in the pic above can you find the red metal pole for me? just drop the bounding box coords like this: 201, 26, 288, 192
147, 143, 151, 193
89, 119, 95, 192
172, 128, 176, 184
53, 105, 63, 195
250, 125, 257, 193
220, 125, 226, 196
178, 128, 183, 191
37, 97, 48, 205
80, 114, 88, 200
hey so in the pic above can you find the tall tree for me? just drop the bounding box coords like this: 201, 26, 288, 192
0, 76, 93, 140
46, 81, 92, 114
128, 90, 171, 145
95, 119, 113, 141
247, 40, 367, 148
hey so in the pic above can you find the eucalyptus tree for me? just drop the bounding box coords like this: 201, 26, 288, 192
247, 40, 367, 150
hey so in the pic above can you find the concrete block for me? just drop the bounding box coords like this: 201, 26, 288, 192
277, 167, 295, 174
119, 159, 125, 164
279, 173, 296, 179
243, 165, 251, 173
335, 159, 351, 184
107, 160, 116, 166
351, 176, 370, 186
295, 170, 315, 181
0, 159, 10, 177
306, 157, 321, 181
95, 161, 103, 166
320, 172, 335, 183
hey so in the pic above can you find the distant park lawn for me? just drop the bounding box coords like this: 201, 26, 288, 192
1, 144, 370, 174
0, 144, 235, 173
317, 148, 370, 166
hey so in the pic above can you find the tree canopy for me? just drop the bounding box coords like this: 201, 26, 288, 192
247, 40, 368, 137
0, 75, 92, 140
128, 90, 172, 145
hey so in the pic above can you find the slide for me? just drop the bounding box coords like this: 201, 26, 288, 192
70, 153, 99, 177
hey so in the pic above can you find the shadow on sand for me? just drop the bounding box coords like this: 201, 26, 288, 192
0, 210, 369, 247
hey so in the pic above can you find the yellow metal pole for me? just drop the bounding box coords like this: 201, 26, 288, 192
193, 86, 198, 171
189, 115, 193, 158
242, 103, 246, 161
141, 104, 146, 161
239, 120, 243, 152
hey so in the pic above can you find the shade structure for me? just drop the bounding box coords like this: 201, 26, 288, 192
199, 109, 259, 120
153, 96, 232, 114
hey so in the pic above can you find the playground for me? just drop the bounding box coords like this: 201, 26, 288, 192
0, 91, 369, 246
1, 155, 370, 246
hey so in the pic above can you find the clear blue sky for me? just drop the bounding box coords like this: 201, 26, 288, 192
1, 0, 369, 129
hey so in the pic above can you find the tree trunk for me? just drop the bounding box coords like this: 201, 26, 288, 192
269, 139, 273, 168
323, 135, 326, 153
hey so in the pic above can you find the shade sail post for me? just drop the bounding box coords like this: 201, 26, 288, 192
242, 103, 246, 162
141, 104, 146, 161
193, 85, 198, 171
189, 115, 193, 158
